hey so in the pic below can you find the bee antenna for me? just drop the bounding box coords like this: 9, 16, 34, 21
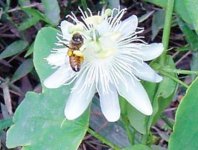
60, 42, 71, 49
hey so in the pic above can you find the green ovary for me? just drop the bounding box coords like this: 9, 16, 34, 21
84, 33, 118, 60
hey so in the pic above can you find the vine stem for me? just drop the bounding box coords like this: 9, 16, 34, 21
142, 0, 175, 145
163, 68, 198, 75
160, 0, 175, 65
142, 133, 149, 144
160, 70, 189, 88
87, 128, 121, 150
121, 116, 135, 145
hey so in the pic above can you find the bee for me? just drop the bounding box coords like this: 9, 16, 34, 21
63, 33, 84, 72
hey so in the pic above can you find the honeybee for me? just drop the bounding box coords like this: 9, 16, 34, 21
63, 33, 84, 72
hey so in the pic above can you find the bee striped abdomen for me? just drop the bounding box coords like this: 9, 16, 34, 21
68, 50, 84, 72
69, 54, 81, 72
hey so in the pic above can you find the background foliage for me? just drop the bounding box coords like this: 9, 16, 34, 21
0, 0, 198, 150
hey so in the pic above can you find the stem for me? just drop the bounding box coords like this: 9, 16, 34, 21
122, 116, 135, 145
142, 134, 149, 144
163, 68, 198, 75
160, 70, 189, 88
160, 0, 175, 65
87, 128, 121, 150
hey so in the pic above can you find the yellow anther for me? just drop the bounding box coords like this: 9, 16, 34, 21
104, 9, 112, 17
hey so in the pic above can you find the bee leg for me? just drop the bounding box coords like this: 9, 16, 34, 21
73, 50, 84, 63
60, 42, 71, 49
67, 50, 73, 56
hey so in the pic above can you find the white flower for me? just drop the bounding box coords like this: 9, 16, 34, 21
44, 8, 164, 122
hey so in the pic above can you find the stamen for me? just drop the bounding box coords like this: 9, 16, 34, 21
71, 12, 80, 24
109, 9, 126, 28
78, 7, 86, 19
66, 14, 79, 24
87, 8, 93, 16
84, 11, 90, 19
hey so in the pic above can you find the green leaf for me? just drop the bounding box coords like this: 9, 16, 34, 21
126, 80, 158, 134
151, 10, 165, 40
6, 27, 89, 150
148, 56, 178, 127
123, 144, 152, 150
0, 40, 28, 59
139, 11, 154, 23
6, 91, 89, 150
18, 8, 52, 31
18, 0, 30, 6
169, 77, 198, 150
177, 18, 198, 51
144, 0, 167, 8
18, 8, 43, 31
0, 118, 13, 131
41, 0, 60, 25
184, 0, 198, 34
25, 42, 34, 57
127, 103, 148, 134
33, 27, 60, 83
191, 52, 198, 80
11, 59, 34, 83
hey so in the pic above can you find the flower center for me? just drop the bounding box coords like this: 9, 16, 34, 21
83, 30, 120, 61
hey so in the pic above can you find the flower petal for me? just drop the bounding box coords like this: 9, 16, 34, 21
117, 76, 153, 115
117, 15, 138, 36
138, 43, 164, 61
132, 61, 163, 83
64, 74, 96, 120
60, 20, 73, 40
98, 85, 120, 122
43, 64, 75, 88
46, 53, 66, 67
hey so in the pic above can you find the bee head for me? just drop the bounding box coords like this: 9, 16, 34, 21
72, 33, 84, 44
